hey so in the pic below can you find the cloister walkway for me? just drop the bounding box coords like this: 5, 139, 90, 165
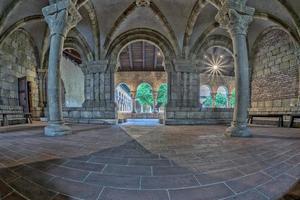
0, 124, 299, 200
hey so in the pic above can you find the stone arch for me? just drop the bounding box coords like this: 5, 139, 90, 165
217, 86, 228, 96
183, 0, 209, 58
190, 34, 233, 60
105, 28, 178, 72
253, 13, 300, 43
200, 85, 212, 106
0, 28, 41, 116
0, 15, 43, 46
250, 27, 300, 111
103, 1, 179, 54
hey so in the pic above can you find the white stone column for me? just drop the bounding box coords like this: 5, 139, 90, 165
153, 91, 158, 113
216, 0, 255, 137
131, 91, 137, 113
42, 0, 81, 136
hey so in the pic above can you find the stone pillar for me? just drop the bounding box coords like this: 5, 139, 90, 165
37, 69, 47, 116
166, 59, 200, 109
211, 93, 217, 108
131, 91, 137, 113
153, 91, 158, 113
216, 0, 255, 137
42, 0, 82, 136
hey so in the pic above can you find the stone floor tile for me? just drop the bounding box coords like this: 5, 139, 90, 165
153, 166, 193, 176
169, 183, 234, 200
47, 177, 101, 200
287, 164, 300, 178
226, 172, 271, 193
224, 190, 268, 200
84, 173, 140, 189
128, 158, 171, 166
257, 174, 297, 199
0, 179, 13, 198
99, 188, 169, 200
62, 160, 105, 172
10, 177, 57, 200
141, 175, 199, 189
13, 165, 54, 186
264, 162, 293, 177
3, 192, 27, 200
46, 165, 89, 181
195, 169, 243, 185
88, 156, 128, 165
103, 164, 151, 176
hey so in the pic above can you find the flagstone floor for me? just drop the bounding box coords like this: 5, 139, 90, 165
0, 124, 299, 200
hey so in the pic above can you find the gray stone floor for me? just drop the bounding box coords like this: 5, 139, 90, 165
0, 124, 299, 200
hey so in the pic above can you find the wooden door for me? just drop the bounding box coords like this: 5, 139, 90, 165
18, 77, 29, 113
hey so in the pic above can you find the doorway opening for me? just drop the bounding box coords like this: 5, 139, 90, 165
114, 40, 167, 125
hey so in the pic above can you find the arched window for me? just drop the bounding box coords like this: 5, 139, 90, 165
200, 85, 212, 107
157, 83, 168, 109
115, 83, 132, 112
136, 83, 153, 113
216, 86, 228, 108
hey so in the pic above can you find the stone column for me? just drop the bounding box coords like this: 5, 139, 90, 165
37, 69, 47, 116
153, 91, 158, 113
42, 0, 82, 136
167, 59, 200, 109
216, 0, 255, 137
211, 93, 217, 108
131, 91, 137, 113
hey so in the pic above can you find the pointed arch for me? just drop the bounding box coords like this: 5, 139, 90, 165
183, 0, 208, 58
106, 28, 178, 72
103, 1, 179, 55
0, 15, 44, 46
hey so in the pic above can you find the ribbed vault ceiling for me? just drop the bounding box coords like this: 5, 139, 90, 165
0, 0, 299, 64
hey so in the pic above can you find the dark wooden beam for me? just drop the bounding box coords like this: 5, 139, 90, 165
142, 41, 145, 69
154, 47, 157, 70
128, 44, 133, 69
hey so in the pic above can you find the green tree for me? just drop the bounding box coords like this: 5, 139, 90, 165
136, 83, 153, 106
203, 96, 213, 107
157, 84, 167, 107
230, 89, 236, 107
215, 93, 227, 108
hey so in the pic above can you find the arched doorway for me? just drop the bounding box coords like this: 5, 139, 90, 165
114, 40, 167, 124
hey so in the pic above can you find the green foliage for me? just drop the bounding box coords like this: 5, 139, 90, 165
136, 83, 153, 106
215, 93, 227, 108
230, 89, 236, 107
203, 96, 213, 107
157, 84, 168, 107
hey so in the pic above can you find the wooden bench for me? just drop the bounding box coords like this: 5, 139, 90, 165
0, 112, 32, 126
288, 114, 300, 128
248, 114, 284, 127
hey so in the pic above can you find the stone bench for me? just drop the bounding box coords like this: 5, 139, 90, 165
248, 114, 284, 127
288, 114, 300, 128
0, 112, 32, 126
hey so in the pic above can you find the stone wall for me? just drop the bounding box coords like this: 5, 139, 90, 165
0, 30, 40, 119
250, 29, 299, 114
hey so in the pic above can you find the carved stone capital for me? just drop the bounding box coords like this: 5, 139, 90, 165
136, 0, 151, 7
80, 60, 109, 74
42, 0, 82, 36
173, 59, 197, 73
216, 0, 254, 36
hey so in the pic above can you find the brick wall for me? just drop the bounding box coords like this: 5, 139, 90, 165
251, 29, 299, 113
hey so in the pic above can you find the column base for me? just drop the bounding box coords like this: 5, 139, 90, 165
225, 124, 252, 137
44, 122, 72, 137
